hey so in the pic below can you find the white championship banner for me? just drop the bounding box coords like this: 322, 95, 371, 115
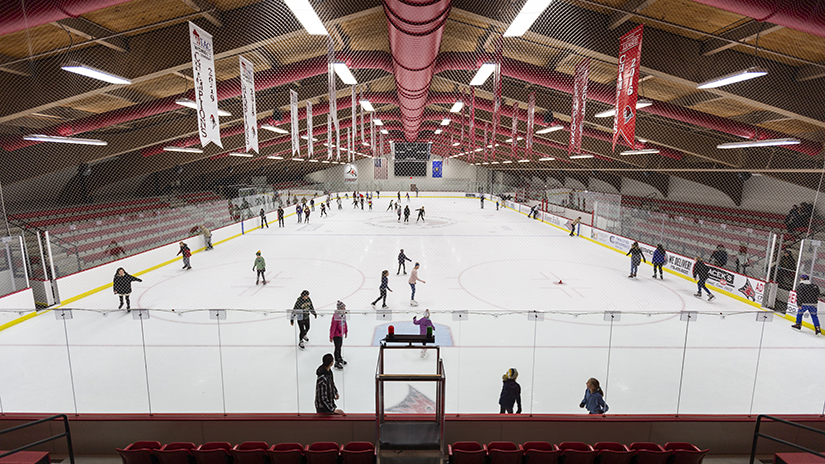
239, 55, 258, 153
189, 22, 221, 148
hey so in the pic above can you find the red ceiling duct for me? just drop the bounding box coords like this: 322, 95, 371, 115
383, 0, 451, 142
688, 0, 825, 39
0, 51, 393, 151
0, 0, 135, 37
434, 53, 822, 156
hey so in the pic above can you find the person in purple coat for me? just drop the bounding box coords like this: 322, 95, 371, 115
413, 309, 435, 358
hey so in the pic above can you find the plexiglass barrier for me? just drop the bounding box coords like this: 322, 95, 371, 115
0, 307, 822, 416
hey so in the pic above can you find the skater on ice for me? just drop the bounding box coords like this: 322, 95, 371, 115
415, 206, 425, 223
113, 267, 142, 311
692, 257, 715, 300
320, 202, 327, 217
403, 205, 411, 223
291, 290, 317, 349
626, 241, 645, 278
200, 224, 213, 250
177, 242, 192, 270
569, 217, 581, 236
259, 208, 269, 228
792, 274, 821, 334
387, 200, 394, 211
580, 378, 608, 414
652, 244, 667, 279
304, 205, 311, 223
277, 205, 285, 227
252, 251, 267, 285
398, 249, 412, 275
408, 262, 425, 305
296, 204, 303, 223
330, 300, 348, 369
499, 368, 522, 414
396, 204, 402, 222
371, 270, 392, 308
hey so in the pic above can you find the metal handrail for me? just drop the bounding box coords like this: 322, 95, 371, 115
748, 414, 825, 464
0, 414, 75, 464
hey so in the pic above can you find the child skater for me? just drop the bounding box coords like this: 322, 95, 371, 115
626, 241, 645, 278
252, 250, 267, 285
329, 301, 348, 369
652, 244, 667, 279
499, 368, 522, 414
177, 242, 191, 269
371, 270, 392, 308
296, 204, 303, 223
113, 267, 142, 311
580, 378, 609, 414
415, 206, 425, 223
413, 309, 435, 357
396, 204, 402, 222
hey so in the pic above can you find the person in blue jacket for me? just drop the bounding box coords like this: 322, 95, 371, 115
652, 244, 667, 279
499, 368, 522, 414
579, 378, 609, 414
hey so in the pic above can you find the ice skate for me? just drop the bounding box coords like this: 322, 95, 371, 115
815, 327, 821, 335
371, 301, 376, 307
262, 280, 267, 285
118, 302, 123, 309
334, 362, 343, 370
382, 304, 388, 308
791, 324, 802, 330
340, 358, 347, 365
410, 300, 418, 306
708, 294, 715, 301
653, 274, 657, 279
298, 341, 305, 350
694, 292, 702, 297
302, 336, 309, 342
256, 281, 259, 285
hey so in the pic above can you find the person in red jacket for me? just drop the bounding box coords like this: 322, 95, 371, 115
330, 300, 348, 370
177, 242, 192, 270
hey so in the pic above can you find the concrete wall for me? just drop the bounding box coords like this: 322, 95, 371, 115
306, 157, 485, 192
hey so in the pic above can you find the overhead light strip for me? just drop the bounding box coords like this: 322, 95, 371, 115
717, 138, 800, 149
164, 146, 203, 153
23, 134, 107, 146
620, 148, 660, 155
175, 98, 231, 116
503, 0, 554, 37
61, 62, 132, 85
261, 124, 289, 134
283, 0, 328, 35
470, 63, 496, 86
450, 101, 464, 113
333, 62, 357, 85
359, 99, 374, 112
536, 125, 564, 134
697, 66, 768, 89
594, 99, 653, 118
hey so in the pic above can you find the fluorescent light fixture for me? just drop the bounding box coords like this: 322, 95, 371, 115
620, 148, 660, 155
359, 99, 374, 112
175, 98, 231, 116
517, 159, 530, 163
380, 129, 389, 134
569, 154, 594, 159
717, 138, 801, 149
539, 157, 555, 161
637, 139, 648, 144
450, 101, 464, 113
164, 146, 203, 153
594, 99, 653, 118
470, 63, 496, 86
502, 160, 513, 164
229, 152, 253, 157
452, 142, 460, 146
308, 159, 319, 162
322, 160, 330, 163
61, 62, 132, 85
333, 62, 357, 85
503, 0, 554, 37
536, 125, 563, 134
261, 124, 289, 134
491, 161, 499, 164
362, 142, 370, 146
373, 119, 383, 125
434, 129, 443, 134
292, 157, 305, 161
267, 156, 284, 159
505, 137, 524, 142
474, 147, 483, 152
23, 134, 106, 146
301, 135, 319, 141
481, 162, 490, 165
697, 66, 768, 89
440, 118, 451, 125
284, 0, 328, 35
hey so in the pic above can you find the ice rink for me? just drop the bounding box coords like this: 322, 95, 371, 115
0, 196, 823, 417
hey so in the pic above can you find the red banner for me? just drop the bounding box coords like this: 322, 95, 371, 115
483, 121, 488, 161
492, 35, 502, 162
511, 101, 519, 159
461, 87, 467, 162
526, 92, 535, 158
470, 87, 475, 161
613, 24, 644, 151
570, 57, 590, 156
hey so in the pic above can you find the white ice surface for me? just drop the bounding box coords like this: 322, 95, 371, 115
0, 197, 823, 416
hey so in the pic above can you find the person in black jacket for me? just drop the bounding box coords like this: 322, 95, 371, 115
693, 257, 715, 301
113, 267, 142, 311
291, 290, 317, 350
315, 353, 343, 414
626, 242, 646, 278
499, 368, 522, 414
371, 270, 393, 308
792, 274, 821, 335
397, 249, 412, 275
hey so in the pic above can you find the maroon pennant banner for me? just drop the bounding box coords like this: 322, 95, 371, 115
511, 101, 519, 159
526, 92, 535, 158
570, 57, 590, 156
613, 24, 644, 151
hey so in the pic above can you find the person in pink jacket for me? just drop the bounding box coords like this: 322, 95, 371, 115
329, 300, 348, 370
408, 262, 426, 306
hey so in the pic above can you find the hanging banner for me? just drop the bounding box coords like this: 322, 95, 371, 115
379, 131, 385, 158
327, 37, 339, 160
350, 86, 356, 156
370, 113, 376, 157
469, 87, 475, 160
307, 100, 313, 158
460, 87, 466, 161
491, 35, 503, 161
189, 22, 221, 148
482, 121, 488, 161
511, 101, 519, 159
432, 160, 443, 178
360, 92, 365, 150
327, 110, 333, 159
290, 89, 299, 158
374, 157, 388, 180
526, 92, 535, 158
613, 24, 644, 151
239, 56, 258, 153
347, 127, 352, 162
570, 57, 590, 156
344, 163, 358, 182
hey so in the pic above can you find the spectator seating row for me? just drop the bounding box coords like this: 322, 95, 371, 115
116, 441, 375, 464
621, 195, 786, 223
179, 191, 223, 204
449, 442, 707, 464
22, 202, 171, 229
620, 197, 784, 231
9, 198, 163, 221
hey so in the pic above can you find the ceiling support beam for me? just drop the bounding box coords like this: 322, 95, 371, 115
606, 0, 659, 30
700, 21, 783, 56
181, 0, 223, 27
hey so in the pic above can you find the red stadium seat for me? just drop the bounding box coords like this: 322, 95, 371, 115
522, 442, 561, 464
664, 443, 708, 464
448, 442, 487, 464
155, 443, 196, 464
593, 443, 633, 464
192, 442, 232, 464
231, 442, 269, 464
305, 442, 340, 464
341, 442, 375, 464
558, 442, 597, 464
629, 443, 671, 464
487, 442, 523, 464
117, 441, 162, 464
267, 444, 303, 464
